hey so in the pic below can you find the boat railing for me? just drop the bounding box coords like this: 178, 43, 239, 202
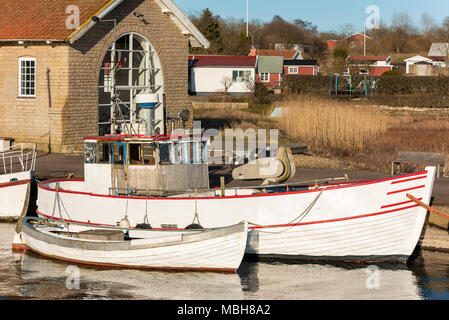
0, 144, 36, 175
108, 176, 350, 198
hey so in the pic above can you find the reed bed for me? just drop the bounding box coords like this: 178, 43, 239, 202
194, 96, 449, 173
277, 95, 449, 173
278, 96, 389, 155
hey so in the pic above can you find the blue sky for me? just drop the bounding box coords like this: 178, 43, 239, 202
174, 0, 449, 33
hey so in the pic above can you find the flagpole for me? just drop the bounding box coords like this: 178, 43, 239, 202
364, 23, 366, 57
246, 0, 249, 37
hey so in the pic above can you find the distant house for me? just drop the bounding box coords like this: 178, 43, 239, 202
327, 40, 338, 51
249, 48, 303, 60
428, 43, 449, 57
404, 55, 447, 76
347, 56, 393, 76
188, 55, 257, 96
346, 33, 372, 51
256, 56, 284, 87
284, 60, 320, 76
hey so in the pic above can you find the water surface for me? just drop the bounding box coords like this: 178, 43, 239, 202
0, 223, 448, 300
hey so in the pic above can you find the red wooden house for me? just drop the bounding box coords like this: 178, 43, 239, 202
284, 60, 320, 76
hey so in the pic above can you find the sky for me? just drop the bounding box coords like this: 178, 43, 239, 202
174, 0, 449, 34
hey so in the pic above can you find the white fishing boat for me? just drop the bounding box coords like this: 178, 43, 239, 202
34, 135, 436, 263
0, 144, 36, 219
17, 217, 248, 273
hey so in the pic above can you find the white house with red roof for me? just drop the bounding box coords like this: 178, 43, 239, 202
188, 55, 257, 96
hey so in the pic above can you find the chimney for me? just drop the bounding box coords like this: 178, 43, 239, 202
249, 48, 257, 56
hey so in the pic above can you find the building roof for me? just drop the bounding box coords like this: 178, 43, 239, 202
346, 33, 373, 41
257, 56, 284, 73
284, 59, 319, 66
425, 56, 447, 62
251, 49, 299, 60
0, 0, 209, 48
189, 55, 257, 68
428, 43, 449, 57
404, 55, 447, 62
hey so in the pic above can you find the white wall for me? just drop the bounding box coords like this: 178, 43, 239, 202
190, 67, 255, 95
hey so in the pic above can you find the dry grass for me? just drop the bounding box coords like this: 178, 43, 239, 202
278, 96, 389, 155
277, 95, 449, 173
194, 96, 449, 173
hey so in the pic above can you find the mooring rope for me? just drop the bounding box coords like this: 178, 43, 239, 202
191, 189, 202, 226
247, 187, 325, 234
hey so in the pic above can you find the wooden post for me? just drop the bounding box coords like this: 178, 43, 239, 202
220, 176, 225, 197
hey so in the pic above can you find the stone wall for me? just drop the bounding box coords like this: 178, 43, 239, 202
0, 43, 70, 151
65, 0, 192, 152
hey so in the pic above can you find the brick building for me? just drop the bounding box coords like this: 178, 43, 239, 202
0, 0, 209, 152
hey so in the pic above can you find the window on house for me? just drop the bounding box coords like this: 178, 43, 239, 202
260, 73, 270, 82
288, 67, 298, 74
232, 70, 252, 82
350, 42, 356, 48
359, 69, 369, 75
18, 58, 36, 97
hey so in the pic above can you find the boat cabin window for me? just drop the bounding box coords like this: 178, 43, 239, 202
84, 142, 98, 164
85, 139, 208, 166
112, 144, 125, 165
169, 141, 206, 164
159, 143, 171, 164
128, 143, 156, 165
98, 143, 110, 163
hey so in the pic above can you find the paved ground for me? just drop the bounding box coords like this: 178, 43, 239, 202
34, 152, 449, 205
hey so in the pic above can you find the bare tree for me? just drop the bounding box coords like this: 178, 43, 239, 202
421, 13, 437, 35
221, 76, 233, 94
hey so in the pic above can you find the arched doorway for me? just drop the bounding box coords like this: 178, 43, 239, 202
98, 32, 164, 136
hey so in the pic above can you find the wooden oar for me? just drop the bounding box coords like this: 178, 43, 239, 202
406, 194, 449, 220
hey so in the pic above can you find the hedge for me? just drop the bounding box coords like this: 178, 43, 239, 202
282, 75, 449, 107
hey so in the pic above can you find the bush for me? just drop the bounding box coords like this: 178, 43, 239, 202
381, 70, 402, 77
333, 48, 348, 59
249, 82, 272, 105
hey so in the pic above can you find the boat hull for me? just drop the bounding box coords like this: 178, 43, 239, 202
21, 219, 248, 272
0, 171, 32, 219
36, 167, 436, 263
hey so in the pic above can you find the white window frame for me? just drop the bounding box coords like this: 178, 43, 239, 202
18, 57, 36, 98
260, 73, 270, 82
288, 67, 299, 74
232, 70, 252, 82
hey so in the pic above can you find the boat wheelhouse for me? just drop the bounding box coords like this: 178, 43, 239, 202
83, 134, 210, 196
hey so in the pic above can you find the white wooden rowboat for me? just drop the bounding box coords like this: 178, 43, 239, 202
18, 218, 248, 273
0, 144, 36, 219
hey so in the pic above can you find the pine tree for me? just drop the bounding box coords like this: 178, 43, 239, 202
194, 8, 223, 54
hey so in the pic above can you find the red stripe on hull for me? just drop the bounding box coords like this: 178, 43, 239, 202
248, 204, 420, 230
37, 169, 429, 201
381, 198, 422, 209
391, 175, 427, 185
387, 185, 425, 195
38, 203, 421, 231
0, 179, 30, 189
